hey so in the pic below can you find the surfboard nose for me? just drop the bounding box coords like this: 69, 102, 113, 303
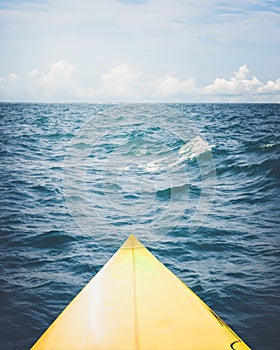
121, 234, 144, 249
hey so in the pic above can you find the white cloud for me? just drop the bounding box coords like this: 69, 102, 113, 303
37, 60, 87, 101
0, 73, 21, 100
27, 68, 39, 78
154, 75, 197, 99
258, 78, 280, 94
41, 60, 76, 86
0, 60, 85, 102
0, 60, 279, 102
97, 64, 144, 100
203, 65, 263, 96
95, 65, 198, 101
8, 73, 19, 85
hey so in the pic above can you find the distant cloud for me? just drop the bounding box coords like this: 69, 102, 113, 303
153, 75, 198, 99
28, 69, 40, 78
0, 73, 21, 100
258, 78, 280, 94
0, 60, 279, 102
41, 60, 76, 86
95, 65, 198, 101
0, 60, 86, 102
203, 65, 262, 95
203, 65, 280, 101
97, 64, 144, 101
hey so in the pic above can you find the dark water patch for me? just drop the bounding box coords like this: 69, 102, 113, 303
268, 162, 280, 180
28, 230, 77, 249
156, 183, 189, 199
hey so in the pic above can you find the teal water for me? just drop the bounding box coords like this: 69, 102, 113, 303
0, 103, 279, 349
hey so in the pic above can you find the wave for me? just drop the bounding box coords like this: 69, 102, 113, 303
259, 143, 276, 150
29, 230, 76, 248
178, 136, 213, 161
156, 183, 189, 199
141, 136, 213, 173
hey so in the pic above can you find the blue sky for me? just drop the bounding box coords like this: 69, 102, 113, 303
0, 0, 279, 102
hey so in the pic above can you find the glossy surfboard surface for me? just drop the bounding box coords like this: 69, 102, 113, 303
31, 234, 250, 349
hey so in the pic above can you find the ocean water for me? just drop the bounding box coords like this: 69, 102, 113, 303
0, 103, 279, 349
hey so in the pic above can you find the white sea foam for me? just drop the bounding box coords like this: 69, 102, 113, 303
140, 136, 213, 173
178, 136, 213, 161
259, 143, 275, 149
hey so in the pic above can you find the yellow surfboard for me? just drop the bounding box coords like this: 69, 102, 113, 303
31, 234, 250, 349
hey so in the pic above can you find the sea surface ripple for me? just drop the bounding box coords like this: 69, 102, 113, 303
0, 103, 279, 349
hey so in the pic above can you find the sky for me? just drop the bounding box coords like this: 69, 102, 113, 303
0, 0, 280, 102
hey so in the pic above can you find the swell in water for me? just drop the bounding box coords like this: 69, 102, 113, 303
0, 103, 279, 349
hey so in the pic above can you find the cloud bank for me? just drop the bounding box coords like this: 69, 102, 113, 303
0, 60, 279, 103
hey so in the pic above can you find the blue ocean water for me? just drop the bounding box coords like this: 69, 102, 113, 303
0, 103, 279, 349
